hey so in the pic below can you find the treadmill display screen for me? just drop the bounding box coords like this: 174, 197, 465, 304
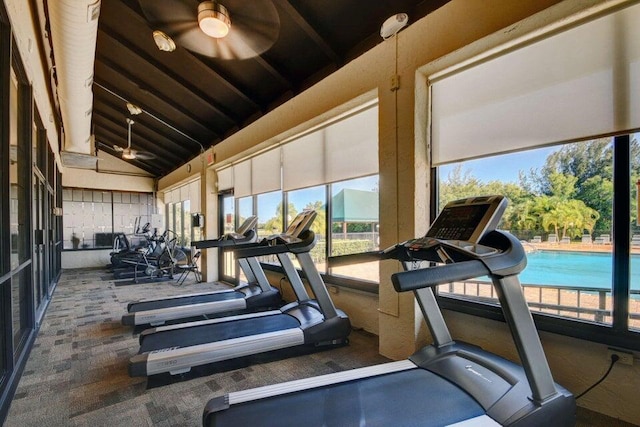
426, 203, 491, 242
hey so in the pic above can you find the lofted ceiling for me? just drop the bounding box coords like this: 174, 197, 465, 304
92, 0, 450, 177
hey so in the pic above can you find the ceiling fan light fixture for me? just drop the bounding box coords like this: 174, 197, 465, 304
152, 30, 176, 52
198, 1, 231, 38
122, 148, 136, 160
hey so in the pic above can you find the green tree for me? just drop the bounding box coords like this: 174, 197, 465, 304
263, 202, 298, 234
304, 200, 326, 236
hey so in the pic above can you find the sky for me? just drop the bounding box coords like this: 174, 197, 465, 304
440, 146, 558, 184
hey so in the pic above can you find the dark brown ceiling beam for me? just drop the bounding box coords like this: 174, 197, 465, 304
93, 131, 163, 175
96, 53, 219, 139
92, 119, 180, 171
92, 105, 192, 161
93, 88, 197, 157
96, 141, 161, 176
251, 54, 292, 92
98, 26, 239, 127
92, 98, 192, 159
93, 67, 216, 149
93, 120, 183, 172
117, 0, 262, 113
273, 0, 342, 66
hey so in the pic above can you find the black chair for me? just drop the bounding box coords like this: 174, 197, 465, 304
175, 250, 201, 286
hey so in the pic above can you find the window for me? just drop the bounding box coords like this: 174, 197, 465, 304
238, 196, 253, 225
438, 140, 617, 325
164, 180, 201, 246
329, 176, 379, 282
257, 191, 284, 238
218, 102, 379, 287
288, 185, 327, 272
8, 56, 33, 355
256, 191, 283, 265
430, 2, 640, 348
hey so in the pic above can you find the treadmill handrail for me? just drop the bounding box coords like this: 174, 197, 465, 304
193, 229, 257, 249
392, 260, 490, 292
233, 230, 316, 258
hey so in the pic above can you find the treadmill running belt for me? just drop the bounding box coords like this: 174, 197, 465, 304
139, 314, 301, 353
209, 369, 485, 426
129, 291, 244, 312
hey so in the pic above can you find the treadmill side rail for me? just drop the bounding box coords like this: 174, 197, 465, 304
124, 298, 249, 326
229, 360, 416, 405
133, 328, 305, 376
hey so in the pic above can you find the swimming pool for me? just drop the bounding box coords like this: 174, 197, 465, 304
518, 250, 640, 291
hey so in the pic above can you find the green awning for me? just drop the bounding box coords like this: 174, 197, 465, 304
332, 189, 379, 222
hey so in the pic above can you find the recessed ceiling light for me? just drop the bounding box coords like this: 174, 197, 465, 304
152, 30, 176, 52
198, 1, 231, 38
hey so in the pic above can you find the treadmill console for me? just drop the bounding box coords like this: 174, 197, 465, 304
405, 196, 507, 261
266, 209, 317, 244
221, 216, 258, 241
426, 196, 505, 243
285, 210, 316, 238
236, 216, 258, 235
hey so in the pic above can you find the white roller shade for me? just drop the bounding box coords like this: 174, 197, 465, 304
282, 132, 325, 191
190, 179, 201, 212
164, 189, 177, 204
431, 2, 640, 165
325, 106, 378, 183
179, 184, 190, 202
217, 167, 233, 191
252, 147, 281, 194
233, 159, 252, 198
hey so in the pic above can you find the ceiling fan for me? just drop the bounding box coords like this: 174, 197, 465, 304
138, 0, 280, 60
113, 118, 156, 161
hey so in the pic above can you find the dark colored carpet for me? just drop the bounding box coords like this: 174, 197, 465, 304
4, 268, 389, 426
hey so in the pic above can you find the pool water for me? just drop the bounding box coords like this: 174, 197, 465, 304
517, 250, 640, 290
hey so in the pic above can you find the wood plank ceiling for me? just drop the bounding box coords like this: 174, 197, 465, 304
93, 0, 450, 177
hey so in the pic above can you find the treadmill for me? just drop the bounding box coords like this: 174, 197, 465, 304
129, 209, 351, 378
122, 216, 282, 327
202, 195, 575, 427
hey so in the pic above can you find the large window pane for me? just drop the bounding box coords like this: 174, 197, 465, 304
174, 202, 182, 244
167, 202, 175, 236
631, 132, 640, 331
257, 191, 283, 265
257, 191, 283, 238
329, 175, 379, 282
288, 185, 326, 272
238, 196, 253, 226
182, 200, 191, 246
11, 268, 30, 352
0, 281, 5, 372
9, 68, 29, 269
222, 196, 234, 234
438, 141, 614, 325
220, 193, 236, 280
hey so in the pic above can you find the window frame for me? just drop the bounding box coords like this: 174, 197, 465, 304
225, 174, 381, 294
434, 135, 640, 351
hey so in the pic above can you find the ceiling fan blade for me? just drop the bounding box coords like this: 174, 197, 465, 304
138, 0, 280, 60
133, 152, 157, 160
